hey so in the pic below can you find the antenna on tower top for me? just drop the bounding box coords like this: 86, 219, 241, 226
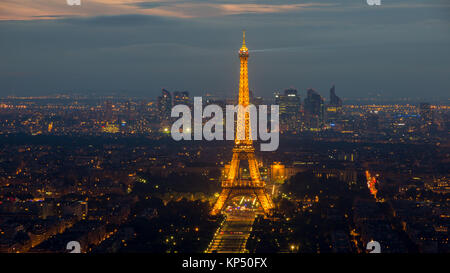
242, 30, 246, 46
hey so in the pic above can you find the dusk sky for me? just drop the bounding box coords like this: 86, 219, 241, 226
1, 0, 449, 99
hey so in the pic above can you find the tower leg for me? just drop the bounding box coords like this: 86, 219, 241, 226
225, 153, 240, 187
247, 153, 262, 187
254, 188, 274, 214
211, 188, 231, 215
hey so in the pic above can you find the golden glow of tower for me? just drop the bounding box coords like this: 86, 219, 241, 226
211, 31, 274, 216
236, 30, 251, 146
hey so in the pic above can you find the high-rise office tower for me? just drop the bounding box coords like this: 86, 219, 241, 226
326, 85, 343, 127
304, 88, 325, 129
274, 89, 301, 133
329, 85, 342, 107
157, 89, 172, 121
275, 89, 301, 115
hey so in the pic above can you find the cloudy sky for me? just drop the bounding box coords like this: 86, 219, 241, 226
0, 0, 449, 99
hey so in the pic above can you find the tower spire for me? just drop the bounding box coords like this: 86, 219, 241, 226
240, 30, 248, 52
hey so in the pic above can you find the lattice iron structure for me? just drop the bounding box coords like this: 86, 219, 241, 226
211, 32, 274, 216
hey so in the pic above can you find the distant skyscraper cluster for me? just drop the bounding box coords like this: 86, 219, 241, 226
274, 85, 341, 133
157, 89, 191, 131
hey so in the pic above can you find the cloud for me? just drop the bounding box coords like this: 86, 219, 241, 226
0, 0, 138, 20
1, 0, 449, 98
0, 0, 333, 21
60, 13, 174, 26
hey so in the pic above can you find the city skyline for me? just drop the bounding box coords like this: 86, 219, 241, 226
0, 0, 449, 257
1, 0, 450, 98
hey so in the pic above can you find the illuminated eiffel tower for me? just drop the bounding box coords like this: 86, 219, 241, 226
211, 32, 274, 216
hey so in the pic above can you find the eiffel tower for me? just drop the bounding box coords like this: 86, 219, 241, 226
211, 32, 274, 216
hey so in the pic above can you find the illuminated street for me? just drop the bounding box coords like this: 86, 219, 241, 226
206, 209, 257, 253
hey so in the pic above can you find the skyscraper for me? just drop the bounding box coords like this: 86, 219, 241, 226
275, 89, 301, 116
326, 85, 343, 127
329, 85, 342, 107
304, 88, 325, 129
274, 89, 301, 133
157, 89, 172, 121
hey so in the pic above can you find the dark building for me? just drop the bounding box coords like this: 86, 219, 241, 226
304, 88, 324, 129
275, 88, 301, 116
326, 85, 343, 126
157, 89, 172, 121
274, 89, 301, 133
329, 85, 342, 107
